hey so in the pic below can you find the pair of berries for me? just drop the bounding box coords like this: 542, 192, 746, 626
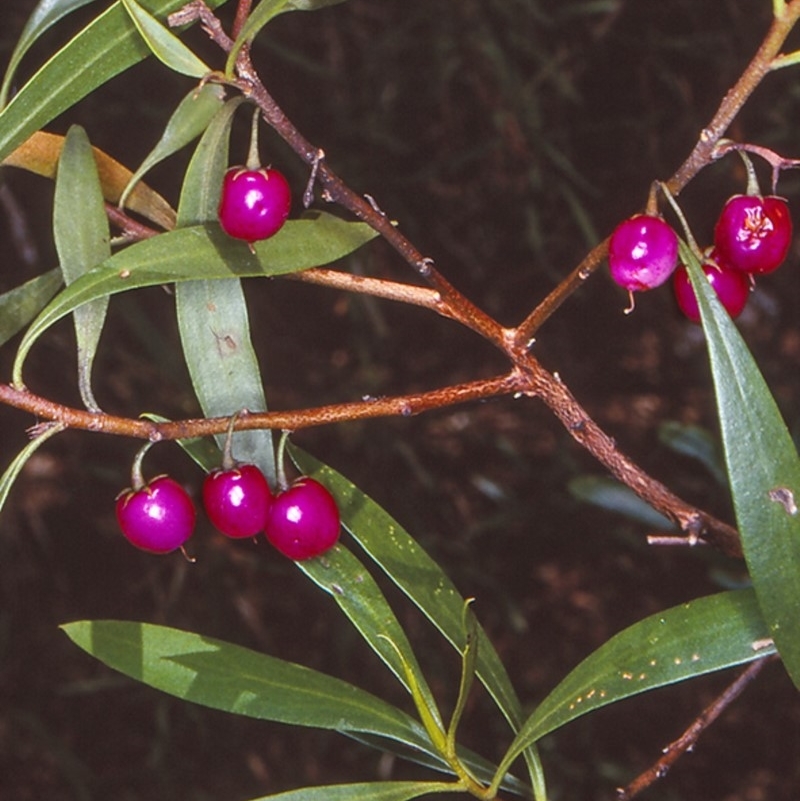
115, 465, 340, 561
608, 194, 793, 321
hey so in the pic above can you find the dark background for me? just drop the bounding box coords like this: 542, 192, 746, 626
1, 1, 800, 799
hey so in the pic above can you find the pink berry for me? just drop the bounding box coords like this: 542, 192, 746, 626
265, 478, 340, 561
713, 195, 792, 275
116, 476, 196, 554
218, 167, 292, 243
608, 215, 679, 292
203, 464, 273, 539
672, 252, 750, 323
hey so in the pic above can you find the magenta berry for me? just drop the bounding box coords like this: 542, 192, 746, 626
218, 167, 292, 243
608, 214, 679, 293
116, 476, 196, 554
265, 478, 340, 560
672, 252, 750, 323
713, 195, 792, 275
203, 463, 273, 539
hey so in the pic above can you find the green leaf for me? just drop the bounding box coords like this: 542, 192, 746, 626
289, 448, 544, 796
61, 620, 437, 754
120, 83, 226, 209
683, 242, 800, 688
658, 421, 728, 487
494, 589, 773, 779
13, 214, 377, 386
568, 475, 677, 530
295, 544, 444, 732
285, 0, 350, 8
175, 94, 274, 481
0, 0, 103, 108
247, 781, 457, 801
0, 0, 228, 164
0, 269, 62, 348
121, 0, 211, 78
0, 423, 65, 519
54, 125, 111, 411
226, 0, 290, 76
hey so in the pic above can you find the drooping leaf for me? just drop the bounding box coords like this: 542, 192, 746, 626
683, 242, 800, 688
246, 781, 458, 801
174, 94, 275, 480
0, 269, 62, 348
289, 448, 545, 797
0, 0, 229, 164
3, 131, 175, 230
13, 214, 377, 386
568, 475, 677, 530
295, 543, 444, 731
494, 589, 773, 780
60, 620, 437, 755
121, 0, 212, 78
0, 422, 65, 519
119, 82, 226, 209
0, 0, 103, 108
53, 125, 110, 411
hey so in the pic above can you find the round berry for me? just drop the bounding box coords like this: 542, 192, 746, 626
672, 252, 750, 323
713, 195, 792, 275
116, 476, 196, 554
203, 463, 272, 539
265, 478, 340, 561
608, 214, 679, 292
218, 167, 292, 243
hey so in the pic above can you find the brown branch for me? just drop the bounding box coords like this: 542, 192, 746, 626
617, 655, 776, 800
512, 0, 800, 348
0, 373, 525, 442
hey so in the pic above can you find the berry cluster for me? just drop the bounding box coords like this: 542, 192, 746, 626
116, 462, 340, 561
608, 193, 793, 321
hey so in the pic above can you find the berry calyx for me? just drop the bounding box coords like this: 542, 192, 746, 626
264, 478, 340, 561
218, 166, 292, 244
672, 251, 751, 323
713, 195, 792, 275
608, 214, 679, 302
203, 463, 272, 539
116, 476, 196, 554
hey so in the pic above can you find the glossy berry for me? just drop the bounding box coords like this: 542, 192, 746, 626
265, 478, 340, 560
713, 195, 792, 275
672, 253, 750, 323
116, 476, 196, 554
608, 214, 679, 292
203, 463, 273, 539
218, 167, 291, 243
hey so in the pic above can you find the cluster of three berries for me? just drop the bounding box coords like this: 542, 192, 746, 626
116, 467, 340, 561
609, 194, 793, 320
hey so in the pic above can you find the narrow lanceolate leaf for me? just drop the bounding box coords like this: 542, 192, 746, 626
683, 243, 800, 688
54, 125, 111, 411
0, 0, 228, 164
247, 780, 458, 801
121, 0, 212, 78
0, 423, 65, 519
60, 620, 438, 757
295, 544, 444, 731
119, 83, 226, 209
225, 0, 290, 76
289, 448, 544, 797
174, 94, 275, 480
3, 131, 175, 230
13, 214, 377, 387
494, 590, 773, 779
0, 269, 62, 348
0, 0, 103, 108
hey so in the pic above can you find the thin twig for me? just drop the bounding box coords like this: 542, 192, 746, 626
618, 655, 776, 800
